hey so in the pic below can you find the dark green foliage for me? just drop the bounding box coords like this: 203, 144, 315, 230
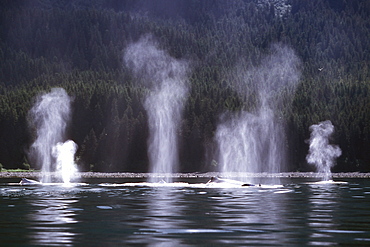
0, 0, 369, 171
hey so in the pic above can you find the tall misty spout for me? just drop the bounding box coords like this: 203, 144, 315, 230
124, 35, 190, 182
29, 88, 77, 183
217, 106, 283, 177
306, 120, 342, 181
216, 44, 301, 182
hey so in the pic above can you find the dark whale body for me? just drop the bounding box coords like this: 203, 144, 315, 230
207, 177, 257, 187
19, 178, 41, 185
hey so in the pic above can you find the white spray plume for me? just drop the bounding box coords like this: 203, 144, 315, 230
216, 44, 301, 182
124, 34, 190, 182
29, 88, 75, 183
216, 108, 282, 175
52, 140, 78, 184
306, 120, 342, 181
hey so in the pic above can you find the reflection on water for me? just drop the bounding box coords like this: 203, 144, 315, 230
1, 178, 370, 246
307, 184, 340, 246
305, 181, 370, 246
0, 185, 83, 246
141, 188, 185, 246
206, 189, 290, 245
27, 196, 79, 246
127, 185, 294, 246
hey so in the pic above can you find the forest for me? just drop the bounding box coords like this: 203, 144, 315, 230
0, 0, 369, 172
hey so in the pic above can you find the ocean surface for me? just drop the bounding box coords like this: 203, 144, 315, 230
1, 177, 370, 246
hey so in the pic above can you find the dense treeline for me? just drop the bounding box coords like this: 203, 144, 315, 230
0, 0, 369, 172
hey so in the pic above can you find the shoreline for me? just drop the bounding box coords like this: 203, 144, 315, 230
1, 171, 370, 179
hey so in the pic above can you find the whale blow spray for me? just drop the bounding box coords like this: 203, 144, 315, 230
29, 88, 78, 183
124, 35, 190, 182
306, 120, 341, 181
216, 44, 301, 182
52, 140, 78, 184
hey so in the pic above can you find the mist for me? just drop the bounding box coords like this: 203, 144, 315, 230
124, 34, 190, 182
216, 44, 301, 182
28, 88, 73, 183
306, 120, 342, 181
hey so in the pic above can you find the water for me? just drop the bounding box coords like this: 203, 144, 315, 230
1, 177, 370, 246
